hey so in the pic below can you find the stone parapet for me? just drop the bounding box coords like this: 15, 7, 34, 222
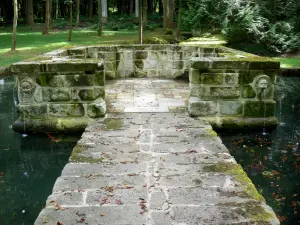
188, 55, 280, 128
11, 58, 106, 133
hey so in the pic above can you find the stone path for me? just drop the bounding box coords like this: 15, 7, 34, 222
35, 113, 279, 225
105, 79, 189, 113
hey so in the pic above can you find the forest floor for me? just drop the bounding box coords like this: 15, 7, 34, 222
0, 25, 299, 69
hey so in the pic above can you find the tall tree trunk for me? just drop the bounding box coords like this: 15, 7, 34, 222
129, 0, 134, 15
159, 0, 163, 15
135, 0, 139, 18
162, 0, 167, 32
163, 0, 174, 32
175, 0, 181, 41
143, 0, 147, 29
26, 0, 34, 26
12, 0, 18, 51
68, 2, 72, 41
76, 0, 80, 26
88, 0, 93, 21
56, 0, 59, 19
43, 0, 50, 34
97, 0, 102, 36
49, 0, 53, 29
138, 0, 143, 44
148, 0, 153, 15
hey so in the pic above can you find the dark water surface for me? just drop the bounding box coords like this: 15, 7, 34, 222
0, 77, 80, 225
220, 76, 300, 225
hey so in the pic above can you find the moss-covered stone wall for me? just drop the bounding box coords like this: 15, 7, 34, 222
188, 55, 280, 128
11, 57, 106, 133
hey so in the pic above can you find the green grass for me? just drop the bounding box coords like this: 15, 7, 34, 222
275, 57, 300, 68
0, 25, 166, 68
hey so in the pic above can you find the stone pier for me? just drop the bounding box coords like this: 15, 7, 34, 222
34, 112, 279, 224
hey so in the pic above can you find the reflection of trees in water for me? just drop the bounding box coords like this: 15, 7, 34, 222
0, 136, 78, 224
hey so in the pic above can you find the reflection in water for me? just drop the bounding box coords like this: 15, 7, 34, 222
220, 76, 300, 225
0, 77, 80, 224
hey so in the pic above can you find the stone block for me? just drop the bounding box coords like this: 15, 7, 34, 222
134, 70, 147, 78
64, 74, 95, 87
144, 60, 158, 69
94, 71, 105, 86
212, 60, 249, 69
17, 104, 48, 119
148, 51, 159, 60
242, 85, 256, 98
49, 103, 85, 117
68, 47, 86, 56
135, 51, 148, 59
87, 98, 106, 118
105, 71, 116, 79
224, 73, 239, 85
78, 88, 96, 101
45, 62, 98, 72
190, 58, 212, 69
98, 52, 116, 61
172, 61, 184, 69
135, 60, 144, 69
105, 62, 116, 71
219, 101, 243, 115
171, 70, 184, 78
158, 51, 168, 60
11, 62, 40, 73
50, 88, 71, 102
249, 60, 280, 70
210, 87, 240, 99
244, 100, 276, 117
189, 68, 200, 84
200, 73, 223, 85
188, 97, 218, 116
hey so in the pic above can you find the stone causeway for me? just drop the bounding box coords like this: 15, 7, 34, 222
10, 44, 281, 224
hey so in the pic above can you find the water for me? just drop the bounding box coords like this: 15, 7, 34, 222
220, 76, 300, 225
0, 77, 80, 225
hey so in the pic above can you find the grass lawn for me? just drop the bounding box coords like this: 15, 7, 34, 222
0, 25, 168, 68
275, 57, 300, 68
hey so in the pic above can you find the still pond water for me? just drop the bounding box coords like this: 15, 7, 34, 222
0, 77, 80, 225
0, 76, 299, 224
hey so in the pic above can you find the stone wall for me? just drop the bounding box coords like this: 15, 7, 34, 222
11, 44, 280, 132
67, 45, 220, 79
11, 58, 105, 133
188, 56, 280, 128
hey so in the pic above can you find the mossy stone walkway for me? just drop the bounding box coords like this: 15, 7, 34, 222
34, 111, 279, 224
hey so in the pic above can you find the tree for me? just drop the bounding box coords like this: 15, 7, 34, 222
97, 0, 102, 36
88, 0, 93, 21
26, 0, 34, 26
76, 0, 80, 26
143, 0, 148, 29
175, 0, 181, 41
12, 0, 18, 51
68, 0, 73, 41
138, 0, 143, 43
43, 0, 50, 35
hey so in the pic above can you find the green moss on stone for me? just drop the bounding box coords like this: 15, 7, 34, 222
204, 128, 218, 137
203, 163, 265, 202
103, 118, 122, 130
70, 145, 104, 163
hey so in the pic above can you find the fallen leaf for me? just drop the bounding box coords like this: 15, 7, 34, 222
100, 213, 104, 217
57, 222, 63, 225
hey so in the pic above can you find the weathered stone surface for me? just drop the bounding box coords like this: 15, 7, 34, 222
244, 100, 276, 117
189, 68, 200, 84
87, 98, 106, 118
43, 88, 71, 102
224, 73, 239, 85
242, 85, 256, 98
210, 87, 240, 99
188, 98, 218, 116
200, 73, 223, 85
94, 71, 105, 86
190, 58, 212, 69
34, 113, 279, 225
49, 103, 85, 117
78, 88, 96, 101
135, 51, 148, 59
17, 104, 47, 119
219, 101, 243, 115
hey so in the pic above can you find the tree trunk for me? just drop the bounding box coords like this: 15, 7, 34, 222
49, 0, 53, 29
129, 0, 134, 15
143, 0, 147, 29
43, 0, 50, 35
97, 0, 102, 36
175, 0, 181, 41
148, 0, 153, 15
88, 0, 93, 21
162, 0, 167, 32
12, 0, 18, 51
56, 0, 59, 19
163, 0, 174, 32
68, 3, 72, 41
26, 0, 34, 26
138, 0, 143, 44
76, 0, 80, 26
135, 0, 139, 18
159, 0, 163, 15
